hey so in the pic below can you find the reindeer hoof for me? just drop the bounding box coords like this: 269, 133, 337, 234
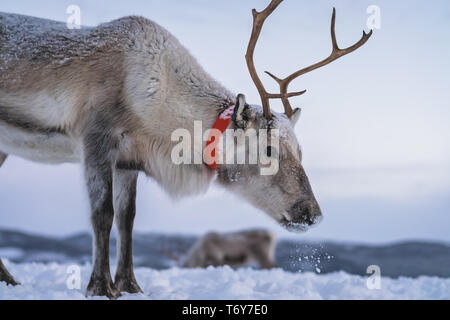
115, 276, 143, 294
86, 276, 121, 299
0, 275, 19, 286
0, 262, 20, 286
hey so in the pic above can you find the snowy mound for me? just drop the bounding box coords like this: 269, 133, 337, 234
0, 261, 449, 300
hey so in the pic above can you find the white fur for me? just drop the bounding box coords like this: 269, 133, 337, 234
0, 90, 77, 130
144, 138, 215, 199
0, 120, 80, 164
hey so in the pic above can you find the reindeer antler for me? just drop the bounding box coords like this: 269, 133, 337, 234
245, 1, 373, 119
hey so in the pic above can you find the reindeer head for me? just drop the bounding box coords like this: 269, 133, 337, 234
216, 0, 372, 233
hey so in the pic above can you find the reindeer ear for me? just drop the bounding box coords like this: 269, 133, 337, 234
290, 108, 302, 126
232, 94, 249, 129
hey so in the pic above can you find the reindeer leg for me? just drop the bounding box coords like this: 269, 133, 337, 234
0, 152, 7, 167
251, 246, 277, 269
0, 259, 18, 286
83, 124, 120, 299
112, 168, 142, 294
0, 152, 18, 286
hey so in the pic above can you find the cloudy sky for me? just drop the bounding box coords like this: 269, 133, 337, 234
0, 0, 449, 243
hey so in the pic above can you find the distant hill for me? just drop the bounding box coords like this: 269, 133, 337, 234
0, 229, 449, 278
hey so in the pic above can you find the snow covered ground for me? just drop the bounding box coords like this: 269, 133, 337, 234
0, 261, 449, 300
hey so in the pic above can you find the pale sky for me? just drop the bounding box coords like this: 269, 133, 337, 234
0, 0, 449, 243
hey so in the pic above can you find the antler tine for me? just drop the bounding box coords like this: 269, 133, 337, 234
245, 0, 284, 120
265, 7, 373, 117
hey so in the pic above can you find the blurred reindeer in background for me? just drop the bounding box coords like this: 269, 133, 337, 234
182, 229, 277, 269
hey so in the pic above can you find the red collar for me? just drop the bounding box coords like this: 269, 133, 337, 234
204, 105, 235, 170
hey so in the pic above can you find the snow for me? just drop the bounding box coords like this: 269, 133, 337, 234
0, 261, 449, 300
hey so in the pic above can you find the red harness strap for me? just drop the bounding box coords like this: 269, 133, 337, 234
204, 105, 235, 170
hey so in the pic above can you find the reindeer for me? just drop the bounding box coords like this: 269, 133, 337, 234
181, 229, 277, 269
0, 0, 371, 298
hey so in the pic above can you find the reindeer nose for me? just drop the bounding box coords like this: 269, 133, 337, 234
288, 199, 322, 226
